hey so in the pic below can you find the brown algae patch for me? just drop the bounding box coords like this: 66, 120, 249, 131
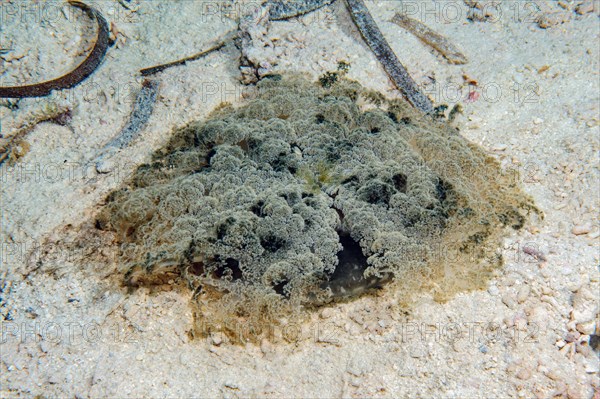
97, 75, 536, 341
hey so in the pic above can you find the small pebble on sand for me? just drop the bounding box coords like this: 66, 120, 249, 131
572, 223, 592, 235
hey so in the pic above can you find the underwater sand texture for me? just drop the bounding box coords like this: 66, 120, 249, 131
1, 1, 599, 397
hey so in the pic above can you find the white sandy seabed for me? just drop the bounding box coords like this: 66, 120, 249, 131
0, 0, 599, 397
